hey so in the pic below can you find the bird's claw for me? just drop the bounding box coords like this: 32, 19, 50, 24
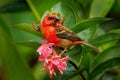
32, 21, 41, 32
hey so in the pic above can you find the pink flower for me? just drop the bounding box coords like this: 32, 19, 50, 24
36, 40, 69, 78
42, 55, 69, 78
52, 56, 69, 74
37, 40, 54, 61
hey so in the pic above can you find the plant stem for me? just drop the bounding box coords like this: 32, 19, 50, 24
80, 72, 86, 80
68, 60, 86, 80
26, 0, 41, 21
79, 54, 84, 67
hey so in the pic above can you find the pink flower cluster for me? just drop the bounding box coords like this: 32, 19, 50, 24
37, 40, 54, 61
37, 40, 69, 78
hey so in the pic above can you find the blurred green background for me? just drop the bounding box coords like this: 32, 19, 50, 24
0, 0, 120, 80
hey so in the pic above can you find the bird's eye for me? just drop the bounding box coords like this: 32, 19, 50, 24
48, 17, 55, 20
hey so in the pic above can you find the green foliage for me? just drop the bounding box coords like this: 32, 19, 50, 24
14, 23, 42, 37
0, 0, 120, 80
89, 58, 120, 80
0, 19, 35, 80
91, 33, 120, 46
89, 0, 115, 17
71, 18, 109, 33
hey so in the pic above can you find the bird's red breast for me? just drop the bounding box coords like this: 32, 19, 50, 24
41, 26, 61, 44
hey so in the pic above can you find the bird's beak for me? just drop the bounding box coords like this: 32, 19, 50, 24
54, 18, 60, 22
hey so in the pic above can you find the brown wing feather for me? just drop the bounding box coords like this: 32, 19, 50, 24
56, 27, 82, 41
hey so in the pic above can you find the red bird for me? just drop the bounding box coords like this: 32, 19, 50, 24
33, 13, 98, 54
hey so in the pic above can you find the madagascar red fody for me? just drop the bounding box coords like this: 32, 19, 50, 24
41, 13, 98, 55
36, 13, 98, 78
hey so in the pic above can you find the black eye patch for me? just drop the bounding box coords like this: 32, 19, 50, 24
48, 17, 55, 20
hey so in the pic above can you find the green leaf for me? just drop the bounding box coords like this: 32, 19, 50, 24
33, 63, 48, 80
77, 27, 97, 41
89, 0, 115, 18
0, 1, 29, 13
99, 20, 120, 32
92, 46, 120, 70
55, 61, 81, 80
91, 33, 120, 46
61, 0, 83, 22
0, 15, 11, 34
14, 23, 43, 37
113, 74, 120, 80
1, 10, 39, 42
81, 53, 91, 74
109, 28, 120, 34
71, 18, 109, 33
26, 0, 60, 20
17, 40, 40, 49
0, 27, 35, 80
67, 45, 82, 65
88, 58, 120, 80
52, 2, 76, 28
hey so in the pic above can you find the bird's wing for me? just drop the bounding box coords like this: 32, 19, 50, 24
56, 27, 82, 41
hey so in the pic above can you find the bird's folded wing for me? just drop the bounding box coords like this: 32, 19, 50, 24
56, 28, 81, 41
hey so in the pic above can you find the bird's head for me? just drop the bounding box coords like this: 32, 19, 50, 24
42, 13, 60, 27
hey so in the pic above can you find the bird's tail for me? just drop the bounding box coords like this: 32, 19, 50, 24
82, 41, 99, 55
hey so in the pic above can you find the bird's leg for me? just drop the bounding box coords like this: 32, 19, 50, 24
60, 48, 67, 56
52, 46, 67, 56
52, 46, 63, 56
32, 21, 41, 32
52, 47, 58, 56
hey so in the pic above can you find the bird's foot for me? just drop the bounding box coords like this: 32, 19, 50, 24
32, 21, 41, 32
60, 48, 67, 56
